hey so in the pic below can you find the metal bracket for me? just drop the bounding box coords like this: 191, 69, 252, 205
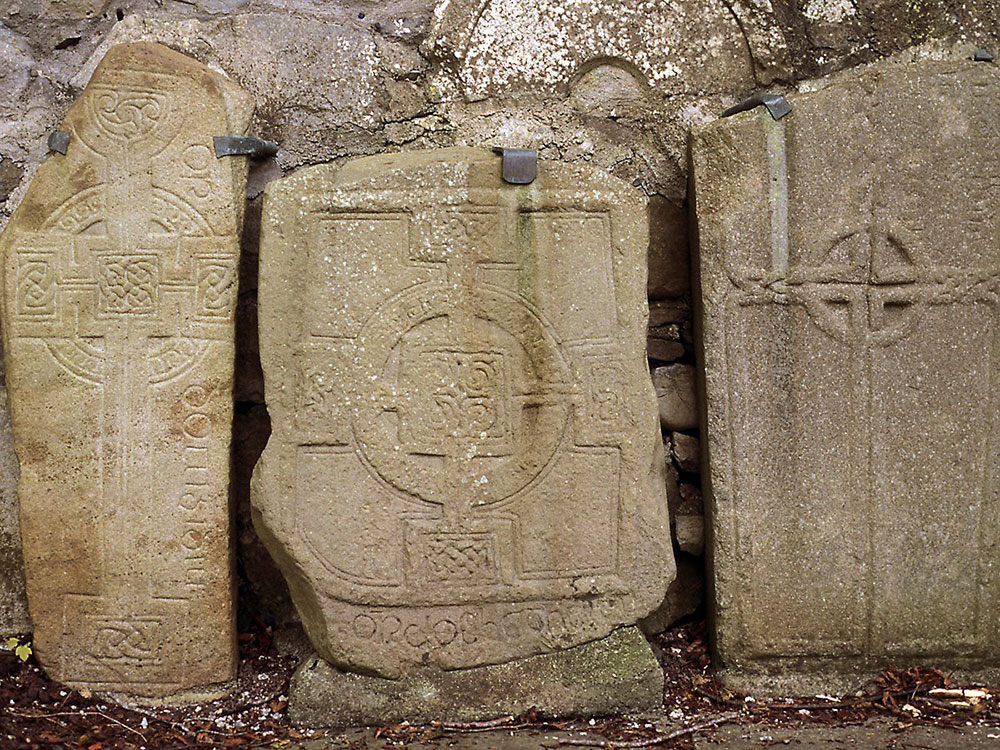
493, 147, 537, 185
213, 135, 278, 159
974, 49, 994, 62
722, 93, 792, 121
47, 131, 71, 155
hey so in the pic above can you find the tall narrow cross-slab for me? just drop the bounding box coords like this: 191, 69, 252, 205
0, 43, 253, 698
693, 60, 1000, 692
252, 148, 673, 678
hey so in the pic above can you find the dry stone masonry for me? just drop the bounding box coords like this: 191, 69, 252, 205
693, 59, 1000, 692
423, 0, 789, 100
252, 147, 673, 718
0, 42, 253, 698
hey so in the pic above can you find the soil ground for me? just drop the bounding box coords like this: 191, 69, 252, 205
2, 619, 998, 749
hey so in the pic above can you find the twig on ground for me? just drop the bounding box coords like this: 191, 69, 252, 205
750, 701, 857, 711
118, 702, 192, 734
693, 687, 742, 706
549, 712, 739, 748
10, 709, 145, 738
437, 714, 530, 732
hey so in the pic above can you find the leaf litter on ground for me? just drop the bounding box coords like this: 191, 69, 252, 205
1, 618, 998, 749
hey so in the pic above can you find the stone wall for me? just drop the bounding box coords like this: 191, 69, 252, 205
1, 0, 997, 636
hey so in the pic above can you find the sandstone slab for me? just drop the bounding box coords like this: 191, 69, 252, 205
0, 43, 253, 698
693, 60, 1000, 691
253, 147, 673, 679
0, 344, 29, 635
289, 626, 663, 726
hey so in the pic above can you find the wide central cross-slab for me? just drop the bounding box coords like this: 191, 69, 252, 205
253, 148, 674, 679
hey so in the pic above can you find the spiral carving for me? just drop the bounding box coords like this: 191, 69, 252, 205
94, 89, 164, 140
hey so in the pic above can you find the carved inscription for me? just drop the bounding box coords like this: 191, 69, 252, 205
346, 597, 625, 654
180, 384, 213, 593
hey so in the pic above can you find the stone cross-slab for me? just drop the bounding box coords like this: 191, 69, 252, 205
0, 43, 253, 698
693, 60, 1000, 691
252, 147, 674, 678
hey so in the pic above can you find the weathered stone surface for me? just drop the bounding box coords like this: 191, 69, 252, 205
41, 0, 108, 18
671, 432, 700, 474
253, 147, 673, 678
694, 60, 1000, 691
3, 3, 991, 655
652, 363, 698, 431
423, 0, 786, 101
0, 42, 253, 698
289, 626, 663, 726
0, 342, 29, 635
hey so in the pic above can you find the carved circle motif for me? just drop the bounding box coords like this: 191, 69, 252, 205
352, 282, 572, 509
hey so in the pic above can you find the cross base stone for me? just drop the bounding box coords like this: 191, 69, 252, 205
288, 627, 663, 726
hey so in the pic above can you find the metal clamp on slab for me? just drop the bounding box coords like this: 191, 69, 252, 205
47, 131, 71, 155
214, 135, 279, 159
493, 147, 537, 185
722, 93, 792, 121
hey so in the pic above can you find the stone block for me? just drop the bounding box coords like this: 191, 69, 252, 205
252, 147, 673, 685
647, 336, 684, 362
652, 363, 698, 431
0, 43, 253, 699
693, 59, 1000, 692
671, 432, 700, 474
674, 484, 704, 556
289, 626, 663, 726
649, 299, 691, 326
648, 317, 684, 362
674, 517, 704, 557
